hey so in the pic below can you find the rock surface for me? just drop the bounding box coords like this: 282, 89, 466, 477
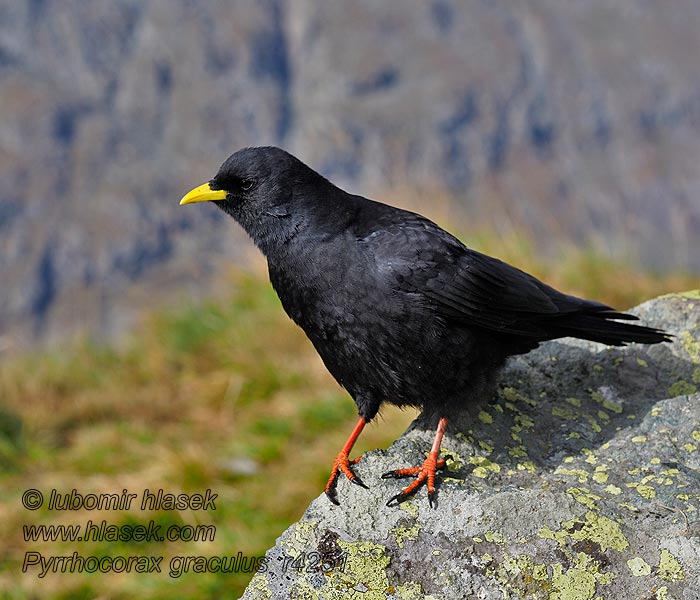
242, 292, 700, 600
2, 1, 700, 345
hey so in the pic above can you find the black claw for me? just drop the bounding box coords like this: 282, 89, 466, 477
325, 472, 340, 505
428, 490, 437, 509
386, 493, 403, 507
386, 490, 413, 506
350, 475, 369, 489
381, 470, 400, 479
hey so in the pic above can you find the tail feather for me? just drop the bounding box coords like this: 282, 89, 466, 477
553, 312, 672, 346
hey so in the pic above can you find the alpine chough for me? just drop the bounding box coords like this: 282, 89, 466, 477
181, 146, 670, 507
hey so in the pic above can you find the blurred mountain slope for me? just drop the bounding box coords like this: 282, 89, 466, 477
1, 0, 699, 347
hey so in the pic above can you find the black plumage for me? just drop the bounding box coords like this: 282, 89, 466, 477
181, 146, 670, 507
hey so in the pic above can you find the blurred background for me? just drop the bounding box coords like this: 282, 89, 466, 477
1, 1, 699, 598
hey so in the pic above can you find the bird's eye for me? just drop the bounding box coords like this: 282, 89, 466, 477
241, 179, 255, 191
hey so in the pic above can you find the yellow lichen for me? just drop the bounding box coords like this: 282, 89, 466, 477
281, 521, 317, 558
657, 548, 685, 581
508, 445, 528, 459
637, 484, 656, 499
478, 410, 493, 424
602, 399, 623, 414
396, 581, 440, 600
539, 525, 570, 546
472, 466, 489, 478
517, 460, 536, 474
495, 549, 615, 600
571, 512, 629, 551
669, 380, 697, 396
626, 481, 653, 498
484, 531, 505, 544
553, 406, 578, 419
470, 456, 501, 479
335, 540, 391, 598
585, 416, 602, 432
539, 512, 629, 554
287, 538, 431, 600
478, 440, 494, 453
626, 556, 651, 576
400, 500, 419, 518
550, 563, 597, 600
604, 484, 622, 495
681, 330, 700, 363
391, 523, 420, 549
515, 413, 535, 428
567, 487, 601, 510
556, 468, 589, 483
246, 572, 273, 599
592, 472, 608, 484
500, 386, 537, 406
444, 451, 464, 473
490, 553, 552, 597
662, 289, 700, 300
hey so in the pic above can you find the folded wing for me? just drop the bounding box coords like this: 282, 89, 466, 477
365, 214, 669, 346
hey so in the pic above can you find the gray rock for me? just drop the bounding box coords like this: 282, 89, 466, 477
242, 292, 700, 599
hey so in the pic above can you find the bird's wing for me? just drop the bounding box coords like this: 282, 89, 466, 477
363, 214, 614, 337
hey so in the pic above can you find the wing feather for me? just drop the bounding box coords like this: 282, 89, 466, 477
363, 214, 612, 336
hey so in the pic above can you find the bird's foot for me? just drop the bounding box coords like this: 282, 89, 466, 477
324, 451, 368, 505
382, 452, 448, 508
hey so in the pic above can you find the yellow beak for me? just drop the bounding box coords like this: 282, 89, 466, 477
180, 182, 228, 205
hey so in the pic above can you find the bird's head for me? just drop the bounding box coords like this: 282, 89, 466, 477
181, 146, 330, 252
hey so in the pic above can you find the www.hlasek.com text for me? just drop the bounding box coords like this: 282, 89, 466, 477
24, 519, 215, 543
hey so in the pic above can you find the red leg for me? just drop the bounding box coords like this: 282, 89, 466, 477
325, 417, 369, 505
382, 417, 449, 508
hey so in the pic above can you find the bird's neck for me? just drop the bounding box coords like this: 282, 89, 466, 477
256, 188, 360, 257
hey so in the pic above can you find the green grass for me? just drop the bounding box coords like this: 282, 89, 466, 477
0, 235, 696, 599
0, 272, 416, 599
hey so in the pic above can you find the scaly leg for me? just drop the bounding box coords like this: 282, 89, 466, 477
382, 416, 449, 508
325, 417, 369, 505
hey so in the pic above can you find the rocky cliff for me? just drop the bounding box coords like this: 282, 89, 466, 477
242, 292, 700, 599
2, 1, 700, 346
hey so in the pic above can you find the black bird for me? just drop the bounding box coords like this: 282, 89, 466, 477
181, 146, 670, 507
